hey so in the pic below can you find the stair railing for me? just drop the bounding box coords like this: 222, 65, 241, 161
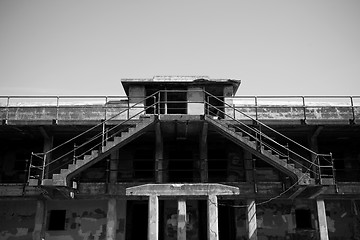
29, 92, 160, 184
204, 91, 334, 183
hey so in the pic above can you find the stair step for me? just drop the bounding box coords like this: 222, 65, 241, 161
61, 169, 71, 175
68, 164, 77, 171
52, 174, 64, 181
91, 150, 99, 156
76, 160, 86, 166
114, 136, 121, 143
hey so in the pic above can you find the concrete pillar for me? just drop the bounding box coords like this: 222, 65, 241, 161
107, 198, 117, 240
207, 195, 219, 240
117, 200, 127, 240
109, 150, 119, 183
246, 199, 257, 240
148, 195, 159, 240
316, 199, 329, 240
244, 151, 254, 182
177, 199, 187, 240
155, 122, 164, 183
200, 122, 208, 182
32, 200, 45, 240
42, 133, 53, 179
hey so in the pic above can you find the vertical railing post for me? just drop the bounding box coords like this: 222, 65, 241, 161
350, 96, 355, 123
41, 154, 47, 183
73, 143, 77, 164
254, 96, 258, 120
105, 96, 108, 120
285, 143, 290, 163
302, 96, 306, 122
316, 155, 321, 184
102, 120, 106, 152
127, 100, 130, 120
56, 96, 59, 123
5, 96, 10, 124
157, 91, 161, 115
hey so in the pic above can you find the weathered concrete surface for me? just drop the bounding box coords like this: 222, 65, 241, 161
247, 199, 257, 240
45, 199, 107, 240
207, 195, 219, 240
148, 195, 159, 240
187, 87, 204, 115
0, 200, 36, 240
177, 200, 186, 240
33, 200, 45, 240
126, 183, 240, 196
106, 199, 116, 240
316, 199, 329, 240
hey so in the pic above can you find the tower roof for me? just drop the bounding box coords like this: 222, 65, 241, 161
121, 76, 241, 95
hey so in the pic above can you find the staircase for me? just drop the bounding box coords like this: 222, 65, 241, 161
204, 92, 335, 186
28, 92, 160, 188
43, 116, 155, 186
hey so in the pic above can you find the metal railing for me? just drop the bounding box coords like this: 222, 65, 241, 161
27, 93, 159, 184
204, 91, 334, 184
25, 89, 335, 185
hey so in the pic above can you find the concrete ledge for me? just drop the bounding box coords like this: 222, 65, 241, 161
126, 183, 240, 196
159, 114, 202, 121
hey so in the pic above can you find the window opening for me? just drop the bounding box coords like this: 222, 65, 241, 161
48, 210, 66, 230
295, 209, 312, 229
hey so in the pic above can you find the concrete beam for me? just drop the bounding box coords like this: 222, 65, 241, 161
177, 199, 187, 240
207, 195, 219, 240
117, 200, 127, 240
126, 183, 240, 197
148, 195, 159, 240
106, 198, 117, 240
316, 199, 329, 240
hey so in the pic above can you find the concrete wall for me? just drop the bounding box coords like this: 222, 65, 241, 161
325, 200, 360, 240
45, 199, 108, 240
256, 200, 318, 240
187, 87, 204, 115
0, 200, 36, 240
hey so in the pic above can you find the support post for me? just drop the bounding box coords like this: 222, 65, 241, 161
148, 195, 159, 240
32, 200, 45, 240
207, 194, 219, 240
177, 199, 187, 240
247, 199, 257, 240
107, 198, 117, 240
108, 150, 119, 193
117, 200, 127, 240
155, 122, 164, 183
316, 199, 329, 240
200, 122, 208, 182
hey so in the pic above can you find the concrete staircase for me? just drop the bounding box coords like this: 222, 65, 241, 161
205, 116, 316, 185
41, 115, 156, 187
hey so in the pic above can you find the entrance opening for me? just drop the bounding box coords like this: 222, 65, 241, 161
218, 201, 237, 240
295, 208, 312, 229
145, 86, 187, 114
205, 86, 224, 119
126, 200, 148, 240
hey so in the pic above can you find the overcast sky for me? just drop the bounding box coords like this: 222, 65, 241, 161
0, 0, 359, 96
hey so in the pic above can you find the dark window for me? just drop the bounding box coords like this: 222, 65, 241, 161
295, 209, 312, 229
48, 210, 66, 230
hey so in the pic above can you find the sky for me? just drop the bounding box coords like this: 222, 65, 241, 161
0, 0, 359, 96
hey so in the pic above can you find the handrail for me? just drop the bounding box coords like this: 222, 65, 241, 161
31, 92, 160, 179
205, 91, 322, 158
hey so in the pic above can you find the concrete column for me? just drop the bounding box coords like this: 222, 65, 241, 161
155, 122, 164, 183
109, 150, 119, 183
117, 200, 127, 240
207, 195, 219, 240
224, 85, 234, 120
244, 151, 254, 182
128, 86, 145, 118
107, 198, 117, 240
200, 122, 208, 182
32, 200, 45, 240
246, 199, 257, 240
42, 132, 53, 179
316, 199, 329, 240
148, 195, 159, 240
177, 199, 187, 240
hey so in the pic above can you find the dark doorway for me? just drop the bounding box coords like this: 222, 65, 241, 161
126, 200, 148, 240
205, 86, 224, 119
218, 201, 236, 240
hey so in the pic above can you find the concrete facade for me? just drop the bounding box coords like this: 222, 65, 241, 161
1, 76, 360, 239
